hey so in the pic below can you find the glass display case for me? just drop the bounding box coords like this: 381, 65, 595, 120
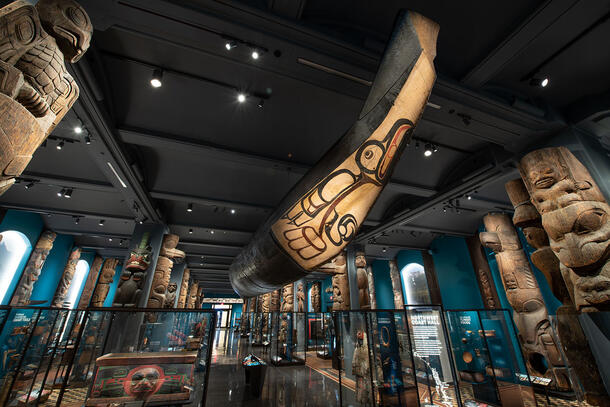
270, 312, 305, 366
335, 310, 419, 407
405, 305, 461, 407
307, 312, 324, 352
250, 312, 271, 347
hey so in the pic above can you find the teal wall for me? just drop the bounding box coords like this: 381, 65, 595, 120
0, 210, 44, 304
321, 276, 332, 312
103, 264, 122, 307
430, 236, 484, 310
372, 259, 395, 309
231, 303, 243, 326
30, 234, 74, 306
73, 251, 95, 307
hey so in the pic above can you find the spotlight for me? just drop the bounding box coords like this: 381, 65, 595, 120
424, 143, 433, 157
63, 188, 73, 198
120, 239, 124, 246
467, 195, 472, 200
225, 41, 237, 51
74, 216, 80, 225
433, 145, 439, 153
56, 140, 64, 150
150, 69, 163, 88
443, 207, 447, 213
237, 93, 246, 103
530, 76, 549, 88
382, 247, 387, 253
139, 216, 148, 225
25, 182, 34, 189
251, 49, 259, 60
187, 203, 193, 212
85, 135, 91, 145
99, 219, 105, 226
230, 209, 236, 214
189, 228, 193, 234
109, 238, 113, 242
210, 230, 215, 234
57, 188, 65, 197
257, 99, 264, 108
74, 126, 83, 134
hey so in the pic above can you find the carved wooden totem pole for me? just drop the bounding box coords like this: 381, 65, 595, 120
466, 236, 500, 309
297, 282, 305, 312
261, 292, 271, 313
90, 258, 119, 307
187, 281, 198, 309
389, 259, 404, 309
52, 246, 81, 307
281, 283, 294, 312
10, 230, 55, 305
76, 255, 102, 308
230, 11, 438, 296
481, 213, 570, 390
196, 286, 204, 309
311, 282, 321, 312
355, 252, 371, 309
113, 232, 152, 307
164, 283, 177, 308
270, 289, 280, 312
331, 252, 350, 311
146, 234, 185, 309
506, 178, 608, 404
519, 147, 610, 312
0, 0, 92, 195
177, 268, 190, 308
366, 265, 377, 309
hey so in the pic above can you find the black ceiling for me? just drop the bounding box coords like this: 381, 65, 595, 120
2, 0, 609, 294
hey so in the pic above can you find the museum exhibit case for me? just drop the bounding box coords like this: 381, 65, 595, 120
270, 312, 306, 366
335, 310, 419, 407
446, 309, 539, 407
250, 312, 272, 347
0, 307, 216, 406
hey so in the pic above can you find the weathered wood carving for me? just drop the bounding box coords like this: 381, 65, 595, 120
163, 282, 177, 308
389, 259, 404, 309
297, 282, 305, 312
187, 281, 198, 309
76, 255, 102, 308
260, 292, 271, 313
52, 246, 81, 307
177, 268, 190, 308
270, 289, 280, 312
230, 11, 439, 296
481, 213, 570, 390
146, 234, 185, 309
506, 178, 608, 403
113, 232, 152, 307
90, 258, 119, 307
331, 252, 350, 311
0, 0, 92, 195
310, 282, 321, 312
366, 265, 377, 309
466, 236, 500, 309
196, 286, 204, 309
10, 229, 55, 305
355, 252, 371, 309
281, 283, 294, 312
519, 147, 610, 312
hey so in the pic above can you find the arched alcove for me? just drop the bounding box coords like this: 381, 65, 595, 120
400, 262, 431, 305
64, 259, 90, 309
0, 230, 32, 303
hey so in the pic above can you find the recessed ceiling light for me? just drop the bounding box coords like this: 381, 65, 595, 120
237, 93, 246, 103
56, 140, 64, 150
150, 69, 163, 88
251, 50, 259, 60
187, 203, 193, 213
424, 143, 433, 157
225, 41, 237, 51
109, 238, 113, 242
210, 230, 215, 234
74, 126, 82, 134
230, 209, 236, 214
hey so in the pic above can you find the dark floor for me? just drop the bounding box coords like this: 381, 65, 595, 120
205, 329, 346, 406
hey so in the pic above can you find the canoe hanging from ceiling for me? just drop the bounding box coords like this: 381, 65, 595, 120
229, 10, 439, 297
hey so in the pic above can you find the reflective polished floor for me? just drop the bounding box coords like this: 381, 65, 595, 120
205, 329, 345, 406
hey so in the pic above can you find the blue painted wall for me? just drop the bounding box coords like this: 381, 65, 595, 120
430, 236, 484, 310
103, 264, 122, 307
372, 260, 395, 309
72, 251, 95, 307
231, 303, 243, 326
321, 276, 332, 312
29, 234, 74, 306
0, 210, 43, 304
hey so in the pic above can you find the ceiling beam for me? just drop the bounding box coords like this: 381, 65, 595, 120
151, 191, 273, 212
186, 254, 235, 261
169, 223, 254, 235
0, 203, 134, 222
20, 172, 116, 193
179, 240, 244, 250
53, 229, 132, 239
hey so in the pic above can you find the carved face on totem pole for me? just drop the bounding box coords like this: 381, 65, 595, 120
261, 292, 271, 313
519, 147, 610, 311
311, 283, 321, 312
281, 284, 294, 312
126, 233, 152, 272
13, 230, 56, 304
270, 289, 280, 312
36, 0, 93, 63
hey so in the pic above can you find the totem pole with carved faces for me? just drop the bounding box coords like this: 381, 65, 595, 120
11, 230, 56, 305
52, 246, 81, 307
281, 283, 294, 312
177, 268, 190, 308
311, 282, 321, 312
297, 282, 305, 312
113, 233, 152, 307
187, 281, 198, 309
146, 234, 185, 309
331, 252, 350, 311
91, 258, 119, 307
355, 252, 371, 309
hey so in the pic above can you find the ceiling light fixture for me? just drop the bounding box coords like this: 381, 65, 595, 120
63, 188, 73, 198
107, 162, 127, 188
433, 145, 439, 153
530, 75, 549, 88
424, 143, 433, 157
56, 140, 64, 150
467, 194, 472, 200
237, 93, 246, 103
74, 217, 80, 225
24, 182, 34, 189
187, 203, 193, 212
150, 69, 163, 88
109, 238, 113, 242
189, 228, 193, 234
57, 188, 65, 197
119, 239, 124, 246
99, 219, 105, 226
74, 126, 83, 134
225, 41, 237, 51
210, 230, 215, 234
257, 99, 264, 108
85, 135, 91, 145
230, 209, 236, 214
251, 49, 260, 60
382, 247, 387, 253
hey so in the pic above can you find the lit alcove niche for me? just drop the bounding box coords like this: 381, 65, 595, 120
0, 230, 31, 303
400, 262, 432, 305
64, 259, 90, 309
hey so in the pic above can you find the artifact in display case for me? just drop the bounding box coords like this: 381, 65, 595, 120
317, 313, 335, 359
270, 312, 305, 366
89, 351, 197, 406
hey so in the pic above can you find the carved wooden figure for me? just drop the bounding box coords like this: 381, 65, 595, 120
230, 11, 439, 296
51, 246, 81, 307
355, 252, 370, 309
466, 236, 500, 309
270, 289, 280, 312
389, 259, 404, 309
281, 283, 294, 312
90, 258, 118, 307
146, 234, 185, 309
519, 147, 610, 312
163, 283, 177, 308
0, 0, 92, 195
481, 213, 570, 390
187, 281, 198, 309
10, 230, 55, 305
261, 292, 271, 313
366, 265, 377, 309
177, 268, 190, 308
310, 282, 321, 312
76, 255, 102, 308
114, 232, 152, 307
331, 252, 350, 311
196, 286, 204, 309
297, 282, 305, 312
